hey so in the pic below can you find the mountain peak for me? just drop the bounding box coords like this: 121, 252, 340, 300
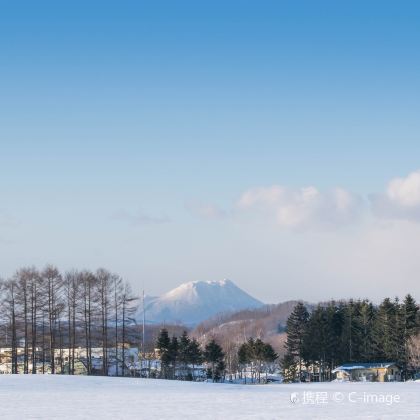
142, 279, 263, 325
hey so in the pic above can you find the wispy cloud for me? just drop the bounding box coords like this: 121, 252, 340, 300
111, 209, 170, 226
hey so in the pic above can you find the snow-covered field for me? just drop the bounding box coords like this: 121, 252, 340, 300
0, 376, 419, 419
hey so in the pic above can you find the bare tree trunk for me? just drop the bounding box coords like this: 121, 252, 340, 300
24, 284, 29, 374
9, 281, 18, 374
43, 266, 62, 375
88, 278, 92, 374
83, 277, 90, 375
72, 282, 76, 376
102, 284, 107, 375
97, 269, 111, 376
58, 317, 64, 374
49, 277, 55, 374
42, 312, 45, 374
67, 277, 72, 375
31, 280, 37, 374
122, 299, 125, 377
114, 277, 119, 377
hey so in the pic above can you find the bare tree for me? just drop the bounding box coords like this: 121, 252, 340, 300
42, 265, 63, 374
28, 269, 42, 374
0, 279, 18, 373
64, 270, 81, 375
96, 268, 112, 376
112, 275, 123, 376
79, 270, 96, 375
15, 269, 31, 373
120, 281, 137, 377
0, 265, 141, 377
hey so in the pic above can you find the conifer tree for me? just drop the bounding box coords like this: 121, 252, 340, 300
169, 336, 179, 379
284, 302, 309, 382
358, 300, 377, 362
376, 298, 399, 361
178, 331, 191, 380
204, 339, 225, 382
238, 342, 250, 382
188, 338, 203, 381
156, 329, 171, 379
400, 295, 419, 378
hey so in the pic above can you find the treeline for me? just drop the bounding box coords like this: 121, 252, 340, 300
238, 338, 278, 383
156, 329, 225, 382
155, 330, 278, 383
0, 265, 137, 375
283, 296, 420, 382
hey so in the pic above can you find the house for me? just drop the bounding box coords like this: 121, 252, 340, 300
332, 362, 401, 382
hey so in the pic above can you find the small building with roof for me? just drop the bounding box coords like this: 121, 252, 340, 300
332, 362, 401, 382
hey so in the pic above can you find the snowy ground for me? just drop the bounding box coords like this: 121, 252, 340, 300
0, 376, 419, 419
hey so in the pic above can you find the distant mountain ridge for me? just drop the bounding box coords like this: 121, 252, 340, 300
139, 279, 264, 326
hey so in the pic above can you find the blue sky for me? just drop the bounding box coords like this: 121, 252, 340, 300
1, 1, 420, 302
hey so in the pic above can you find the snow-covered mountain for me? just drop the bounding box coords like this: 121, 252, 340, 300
139, 279, 263, 326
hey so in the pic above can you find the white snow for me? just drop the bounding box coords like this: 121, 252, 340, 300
140, 279, 263, 325
0, 375, 419, 419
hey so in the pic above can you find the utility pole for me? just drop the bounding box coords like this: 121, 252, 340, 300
142, 289, 146, 376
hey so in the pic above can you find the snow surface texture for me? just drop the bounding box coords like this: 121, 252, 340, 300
0, 376, 419, 419
140, 279, 263, 325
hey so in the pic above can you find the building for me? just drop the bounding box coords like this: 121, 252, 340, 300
332, 362, 401, 382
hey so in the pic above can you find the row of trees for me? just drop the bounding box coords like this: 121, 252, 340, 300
283, 295, 420, 382
156, 329, 226, 382
156, 330, 277, 383
238, 338, 278, 383
0, 265, 137, 375
156, 330, 203, 380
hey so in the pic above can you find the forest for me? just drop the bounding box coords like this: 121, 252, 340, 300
282, 296, 420, 382
155, 329, 278, 383
0, 265, 137, 375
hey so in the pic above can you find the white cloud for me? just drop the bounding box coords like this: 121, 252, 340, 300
187, 170, 420, 229
371, 169, 420, 221
237, 185, 363, 230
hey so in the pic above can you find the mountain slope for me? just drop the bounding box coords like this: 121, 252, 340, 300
193, 300, 306, 355
141, 279, 263, 325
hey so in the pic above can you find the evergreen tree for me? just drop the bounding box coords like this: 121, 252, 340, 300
375, 298, 399, 362
285, 297, 420, 382
358, 300, 377, 362
302, 305, 328, 380
169, 336, 179, 379
401, 295, 419, 378
340, 299, 363, 363
188, 338, 203, 381
178, 331, 191, 380
204, 339, 225, 382
403, 294, 419, 337
156, 328, 171, 379
284, 302, 309, 381
238, 342, 250, 382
